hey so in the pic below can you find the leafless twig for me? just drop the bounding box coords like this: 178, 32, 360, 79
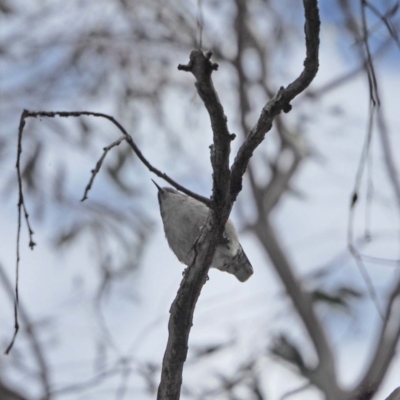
5, 110, 37, 355
18, 110, 211, 206
347, 106, 384, 319
81, 136, 127, 201
6, 108, 211, 354
230, 0, 320, 201
351, 279, 400, 399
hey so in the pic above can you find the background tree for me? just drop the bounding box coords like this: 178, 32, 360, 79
0, 0, 400, 399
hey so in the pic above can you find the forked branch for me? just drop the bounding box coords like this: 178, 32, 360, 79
157, 1, 320, 399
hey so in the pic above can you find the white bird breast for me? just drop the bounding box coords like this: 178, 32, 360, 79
157, 187, 253, 282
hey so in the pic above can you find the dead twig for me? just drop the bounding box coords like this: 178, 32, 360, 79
6, 109, 211, 354
19, 110, 211, 206
81, 136, 127, 201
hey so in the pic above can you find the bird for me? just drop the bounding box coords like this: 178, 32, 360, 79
152, 180, 253, 282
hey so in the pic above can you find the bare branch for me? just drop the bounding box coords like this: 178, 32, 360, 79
6, 109, 36, 355
16, 110, 37, 250
156, 215, 222, 400
352, 280, 400, 399
363, 1, 400, 49
0, 382, 29, 400
377, 107, 400, 212
254, 220, 345, 399
158, 1, 321, 397
81, 136, 127, 202
0, 263, 51, 399
158, 50, 235, 400
230, 0, 320, 200
385, 388, 400, 400
360, 0, 380, 107
346, 104, 385, 319
307, 37, 393, 98
179, 50, 233, 216
50, 360, 129, 396
6, 108, 211, 354
20, 110, 212, 207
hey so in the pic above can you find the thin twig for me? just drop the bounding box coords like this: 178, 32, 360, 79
361, 0, 380, 107
50, 361, 128, 396
307, 36, 392, 98
81, 136, 126, 201
0, 263, 51, 398
364, 1, 400, 49
230, 0, 320, 201
5, 110, 37, 355
20, 110, 211, 207
385, 387, 400, 400
352, 278, 400, 399
348, 244, 385, 319
6, 109, 211, 354
347, 104, 384, 319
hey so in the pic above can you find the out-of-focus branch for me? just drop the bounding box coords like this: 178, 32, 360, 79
230, 0, 320, 201
377, 107, 400, 210
233, 0, 339, 395
253, 220, 346, 400
253, 119, 304, 216
338, 3, 400, 396
307, 37, 393, 98
351, 280, 400, 399
0, 263, 50, 399
0, 381, 29, 400
385, 388, 400, 400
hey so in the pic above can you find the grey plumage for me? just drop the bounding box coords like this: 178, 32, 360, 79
152, 181, 253, 282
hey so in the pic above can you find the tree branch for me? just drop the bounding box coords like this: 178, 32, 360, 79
230, 0, 320, 201
352, 280, 400, 399
0, 263, 51, 399
158, 50, 235, 400
253, 219, 345, 399
179, 50, 234, 217
385, 388, 400, 400
158, 1, 320, 397
7, 109, 212, 354
81, 136, 127, 201
19, 110, 212, 207
156, 217, 222, 400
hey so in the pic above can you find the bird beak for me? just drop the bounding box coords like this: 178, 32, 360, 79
151, 179, 162, 192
